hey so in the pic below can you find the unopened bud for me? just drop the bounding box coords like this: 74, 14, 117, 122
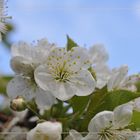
10, 96, 26, 111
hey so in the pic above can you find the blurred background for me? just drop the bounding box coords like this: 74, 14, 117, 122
1, 0, 140, 74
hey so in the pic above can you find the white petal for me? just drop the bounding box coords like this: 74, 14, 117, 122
50, 82, 75, 100
35, 88, 56, 110
88, 111, 114, 132
27, 127, 38, 140
31, 45, 52, 64
113, 103, 133, 129
133, 97, 140, 112
120, 131, 139, 140
11, 42, 31, 58
70, 70, 96, 96
10, 56, 34, 75
27, 121, 62, 140
82, 133, 99, 140
89, 44, 109, 64
65, 130, 83, 140
35, 65, 75, 100
107, 65, 128, 91
37, 38, 50, 48
34, 65, 53, 90
37, 38, 56, 52
68, 47, 91, 70
36, 121, 62, 140
7, 76, 35, 100
93, 64, 111, 89
11, 41, 50, 66
121, 75, 138, 92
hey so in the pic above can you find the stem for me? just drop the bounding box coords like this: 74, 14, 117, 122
26, 104, 42, 119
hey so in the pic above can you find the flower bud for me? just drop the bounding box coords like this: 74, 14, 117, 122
10, 96, 26, 111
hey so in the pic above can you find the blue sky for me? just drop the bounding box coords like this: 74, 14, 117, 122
1, 0, 140, 74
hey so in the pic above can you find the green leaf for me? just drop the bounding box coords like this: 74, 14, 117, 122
69, 95, 90, 114
81, 89, 140, 131
130, 111, 140, 130
66, 35, 78, 51
51, 100, 63, 118
136, 81, 140, 92
61, 95, 91, 131
0, 76, 12, 95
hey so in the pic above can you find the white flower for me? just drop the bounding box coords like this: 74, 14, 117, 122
7, 39, 56, 110
84, 103, 134, 140
88, 44, 111, 89
27, 121, 62, 140
35, 47, 96, 101
89, 45, 138, 91
108, 65, 139, 92
107, 65, 134, 91
0, 0, 11, 41
65, 130, 83, 140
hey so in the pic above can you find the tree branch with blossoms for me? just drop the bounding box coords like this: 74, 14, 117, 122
3, 36, 140, 140
1, 0, 140, 140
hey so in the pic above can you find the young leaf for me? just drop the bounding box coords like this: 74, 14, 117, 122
66, 35, 78, 51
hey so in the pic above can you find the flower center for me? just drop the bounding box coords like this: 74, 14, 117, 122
99, 129, 114, 140
98, 129, 126, 140
47, 58, 73, 82
55, 69, 71, 82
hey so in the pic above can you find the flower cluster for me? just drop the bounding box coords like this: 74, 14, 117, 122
7, 39, 99, 109
6, 37, 140, 140
0, 0, 11, 41
7, 39, 57, 110
1, 0, 140, 139
66, 103, 135, 140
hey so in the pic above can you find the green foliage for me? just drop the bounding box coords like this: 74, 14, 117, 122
50, 88, 140, 132
80, 88, 140, 131
130, 111, 140, 130
136, 81, 140, 92
69, 95, 90, 114
66, 35, 78, 51
0, 76, 12, 95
